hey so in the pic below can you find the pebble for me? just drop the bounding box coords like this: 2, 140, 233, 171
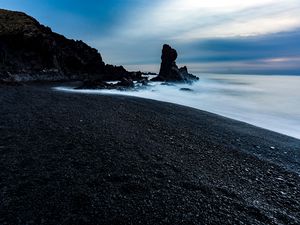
276, 177, 284, 181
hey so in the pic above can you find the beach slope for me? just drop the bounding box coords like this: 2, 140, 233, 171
0, 84, 300, 224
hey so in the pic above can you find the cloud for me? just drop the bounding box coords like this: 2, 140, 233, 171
182, 30, 300, 62
90, 0, 300, 74
104, 29, 300, 75
178, 30, 300, 75
113, 0, 300, 40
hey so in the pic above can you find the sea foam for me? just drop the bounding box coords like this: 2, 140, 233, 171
55, 74, 300, 139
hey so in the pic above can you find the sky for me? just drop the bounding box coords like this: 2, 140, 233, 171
1, 0, 300, 74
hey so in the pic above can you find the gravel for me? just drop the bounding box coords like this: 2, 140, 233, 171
0, 83, 300, 225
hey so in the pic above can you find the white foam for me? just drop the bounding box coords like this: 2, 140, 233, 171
55, 74, 300, 139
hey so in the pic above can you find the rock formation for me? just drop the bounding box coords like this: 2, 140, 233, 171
0, 10, 198, 87
0, 9, 140, 83
103, 65, 143, 81
152, 44, 199, 83
77, 77, 136, 90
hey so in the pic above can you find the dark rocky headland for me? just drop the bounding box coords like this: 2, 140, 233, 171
0, 9, 143, 84
1, 8, 300, 225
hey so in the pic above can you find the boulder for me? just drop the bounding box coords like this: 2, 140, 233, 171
137, 78, 149, 86
116, 78, 134, 88
180, 88, 193, 92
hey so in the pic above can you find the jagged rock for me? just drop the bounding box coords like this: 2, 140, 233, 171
77, 77, 135, 90
116, 78, 134, 88
101, 65, 143, 81
76, 80, 113, 90
130, 71, 143, 81
180, 88, 193, 92
143, 72, 157, 76
103, 65, 128, 81
152, 44, 199, 83
137, 78, 149, 86
160, 82, 175, 86
179, 66, 199, 81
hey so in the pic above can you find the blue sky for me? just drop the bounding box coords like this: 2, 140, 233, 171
1, 0, 300, 74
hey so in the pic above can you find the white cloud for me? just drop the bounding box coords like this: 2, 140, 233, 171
92, 0, 300, 70
116, 0, 300, 40
180, 10, 300, 40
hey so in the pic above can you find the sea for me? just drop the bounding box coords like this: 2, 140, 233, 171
56, 74, 300, 140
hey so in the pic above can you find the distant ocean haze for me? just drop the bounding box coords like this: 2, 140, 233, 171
56, 74, 300, 139
124, 62, 300, 75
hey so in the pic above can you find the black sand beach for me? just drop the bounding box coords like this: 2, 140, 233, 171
1, 83, 300, 225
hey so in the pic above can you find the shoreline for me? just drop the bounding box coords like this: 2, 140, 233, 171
54, 79, 300, 141
53, 84, 300, 175
1, 83, 300, 224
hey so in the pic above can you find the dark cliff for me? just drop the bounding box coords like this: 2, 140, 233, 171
0, 9, 137, 82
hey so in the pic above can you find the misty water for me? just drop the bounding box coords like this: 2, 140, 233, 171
56, 75, 300, 139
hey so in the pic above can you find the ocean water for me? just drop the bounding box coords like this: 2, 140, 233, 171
56, 74, 300, 139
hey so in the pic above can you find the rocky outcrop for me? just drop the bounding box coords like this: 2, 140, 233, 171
0, 9, 106, 81
77, 77, 137, 90
75, 80, 113, 90
0, 9, 136, 83
116, 77, 134, 88
152, 44, 199, 83
103, 65, 143, 81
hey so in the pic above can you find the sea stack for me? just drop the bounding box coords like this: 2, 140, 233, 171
152, 44, 199, 83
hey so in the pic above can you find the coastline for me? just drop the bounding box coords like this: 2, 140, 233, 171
1, 83, 300, 224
